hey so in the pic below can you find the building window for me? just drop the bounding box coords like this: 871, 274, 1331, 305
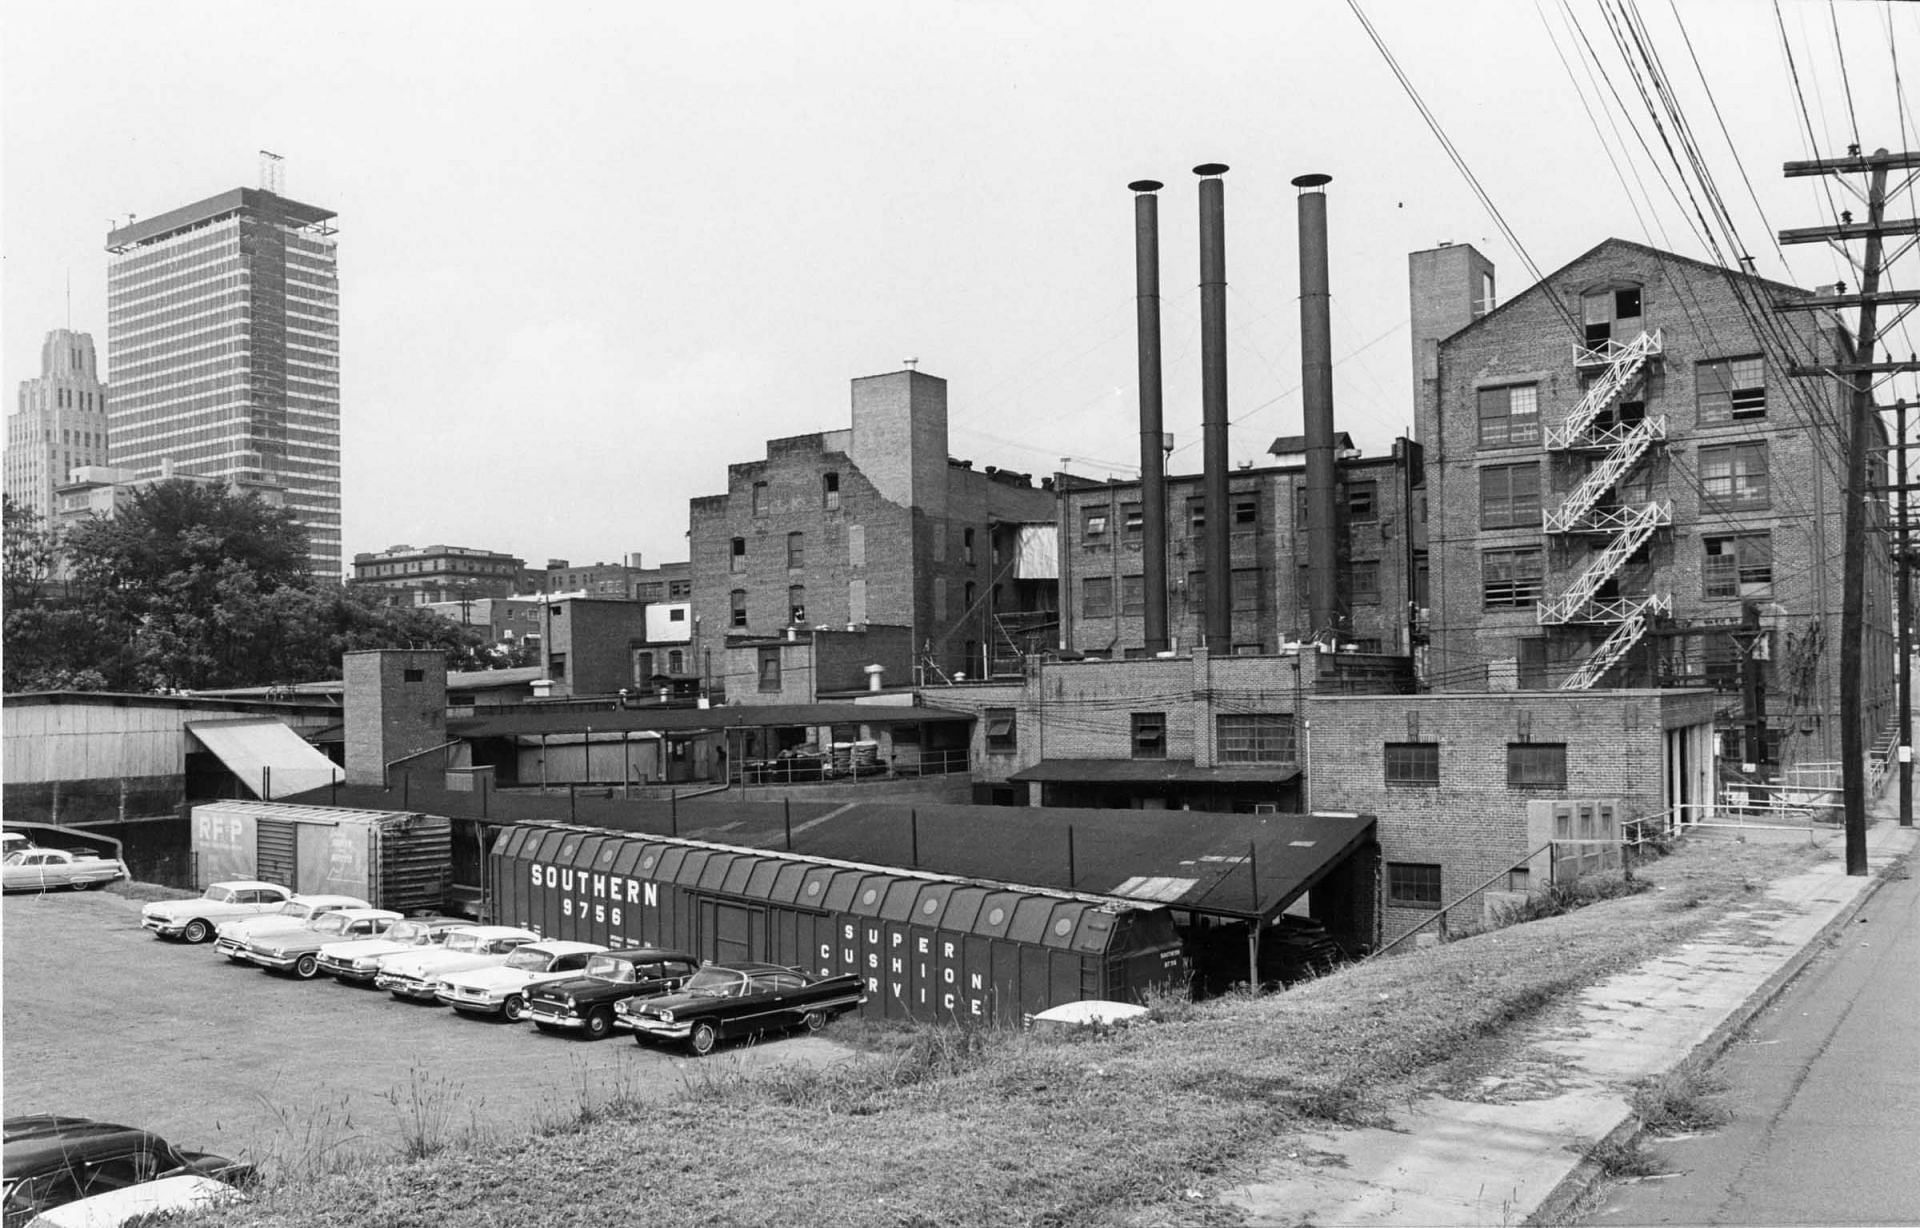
1482, 547, 1545, 608
1346, 481, 1378, 523
1082, 576, 1114, 618
1233, 493, 1259, 527
751, 481, 769, 517
670, 580, 691, 599
1223, 567, 1258, 614
1704, 533, 1772, 598
635, 651, 654, 681
1186, 570, 1205, 615
1698, 357, 1766, 423
1517, 637, 1549, 690
985, 707, 1017, 752
1699, 442, 1769, 510
1583, 286, 1643, 346
1480, 462, 1541, 529
788, 585, 806, 624
1387, 862, 1443, 909
1507, 743, 1568, 788
1351, 560, 1380, 604
823, 472, 840, 510
963, 528, 975, 565
1122, 503, 1144, 539
730, 537, 746, 573
402, 668, 425, 683
548, 653, 567, 681
1083, 507, 1110, 539
668, 649, 685, 673
757, 647, 781, 692
786, 532, 805, 569
1478, 383, 1541, 447
669, 608, 686, 622
1121, 575, 1144, 616
1384, 741, 1440, 786
729, 589, 747, 629
1217, 714, 1295, 763
1131, 712, 1166, 759
1188, 497, 1206, 536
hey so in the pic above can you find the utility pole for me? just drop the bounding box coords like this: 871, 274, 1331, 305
1779, 147, 1920, 874
1900, 400, 1913, 826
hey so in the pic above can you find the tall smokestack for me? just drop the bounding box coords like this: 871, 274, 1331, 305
1131, 179, 1170, 655
1295, 172, 1343, 641
1196, 163, 1231, 652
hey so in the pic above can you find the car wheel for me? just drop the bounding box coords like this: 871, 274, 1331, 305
502, 994, 527, 1022
294, 954, 320, 980
688, 1020, 719, 1057
803, 1009, 828, 1033
584, 1008, 613, 1040
182, 919, 212, 945
83, 878, 106, 890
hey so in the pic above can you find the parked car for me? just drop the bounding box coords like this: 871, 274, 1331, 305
237, 908, 403, 979
434, 940, 607, 1021
2, 1115, 249, 1228
375, 926, 539, 1002
616, 962, 866, 1056
315, 916, 471, 985
526, 947, 700, 1039
1, 850, 128, 894
140, 881, 294, 944
21, 1173, 243, 1227
211, 894, 370, 962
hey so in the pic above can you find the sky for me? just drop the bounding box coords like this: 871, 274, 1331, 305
4, 1, 1915, 572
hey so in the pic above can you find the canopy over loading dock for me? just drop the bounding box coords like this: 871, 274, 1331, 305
187, 718, 343, 800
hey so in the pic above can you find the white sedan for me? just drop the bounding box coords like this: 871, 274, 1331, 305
141, 881, 293, 944
435, 940, 606, 1021
375, 926, 539, 1002
1, 849, 128, 894
212, 895, 370, 961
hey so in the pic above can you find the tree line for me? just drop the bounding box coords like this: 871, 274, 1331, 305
3, 482, 505, 694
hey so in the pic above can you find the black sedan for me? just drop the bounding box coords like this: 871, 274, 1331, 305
2, 1114, 251, 1227
524, 947, 700, 1040
615, 962, 865, 1056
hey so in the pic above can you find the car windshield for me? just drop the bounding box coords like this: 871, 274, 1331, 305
2, 852, 27, 866
205, 886, 240, 904
311, 913, 355, 935
385, 921, 431, 943
443, 931, 484, 953
680, 967, 749, 998
278, 902, 315, 919
503, 948, 551, 972
586, 956, 635, 983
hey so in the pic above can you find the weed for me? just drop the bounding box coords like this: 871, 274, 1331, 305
1587, 1135, 1664, 1179
1486, 874, 1651, 929
381, 1067, 475, 1161
249, 1087, 370, 1182
1631, 1068, 1730, 1135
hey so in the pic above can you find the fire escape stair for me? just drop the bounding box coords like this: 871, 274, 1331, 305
1560, 594, 1673, 690
1549, 329, 1663, 445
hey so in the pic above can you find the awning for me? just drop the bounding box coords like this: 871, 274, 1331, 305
1008, 758, 1301, 785
187, 718, 343, 800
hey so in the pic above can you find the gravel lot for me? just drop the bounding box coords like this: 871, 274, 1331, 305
1, 888, 853, 1172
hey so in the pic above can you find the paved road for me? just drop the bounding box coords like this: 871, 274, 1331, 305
1585, 857, 1920, 1227
1, 888, 855, 1172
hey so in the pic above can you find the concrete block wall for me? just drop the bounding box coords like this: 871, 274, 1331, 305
1305, 688, 1708, 942
343, 650, 449, 786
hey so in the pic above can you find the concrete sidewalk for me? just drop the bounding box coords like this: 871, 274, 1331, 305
1222, 805, 1920, 1227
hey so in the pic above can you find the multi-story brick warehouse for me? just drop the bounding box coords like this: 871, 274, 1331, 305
1412, 237, 1894, 772
1055, 433, 1425, 657
689, 369, 1057, 687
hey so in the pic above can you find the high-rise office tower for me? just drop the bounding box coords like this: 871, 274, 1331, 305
105, 187, 341, 576
5, 329, 111, 525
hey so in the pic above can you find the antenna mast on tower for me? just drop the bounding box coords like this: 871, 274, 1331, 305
258, 150, 285, 194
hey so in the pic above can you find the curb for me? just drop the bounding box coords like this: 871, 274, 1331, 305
1525, 829, 1917, 1227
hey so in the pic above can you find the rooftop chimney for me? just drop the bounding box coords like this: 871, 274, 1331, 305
1196, 163, 1232, 652
1294, 173, 1344, 639
1131, 179, 1171, 655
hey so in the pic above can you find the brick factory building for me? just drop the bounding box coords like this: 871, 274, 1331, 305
1412, 237, 1894, 773
689, 368, 1057, 686
1055, 433, 1425, 658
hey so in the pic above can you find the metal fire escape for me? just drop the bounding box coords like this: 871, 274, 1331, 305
1539, 330, 1670, 688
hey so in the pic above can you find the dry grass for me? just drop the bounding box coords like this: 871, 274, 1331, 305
193, 837, 1818, 1228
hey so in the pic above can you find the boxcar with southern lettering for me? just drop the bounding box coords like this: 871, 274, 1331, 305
487, 822, 1188, 1026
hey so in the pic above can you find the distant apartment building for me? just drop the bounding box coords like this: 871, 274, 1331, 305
6, 330, 110, 525
1055, 433, 1424, 658
1413, 237, 1892, 770
537, 556, 689, 602
689, 368, 1058, 684
106, 187, 342, 577
351, 544, 527, 606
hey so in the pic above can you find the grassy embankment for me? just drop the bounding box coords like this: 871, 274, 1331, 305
196, 836, 1820, 1228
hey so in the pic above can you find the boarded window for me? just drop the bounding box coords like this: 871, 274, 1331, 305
729, 589, 747, 629
1351, 560, 1380, 604
757, 648, 781, 692
786, 532, 805, 569
1083, 576, 1114, 618
730, 537, 746, 573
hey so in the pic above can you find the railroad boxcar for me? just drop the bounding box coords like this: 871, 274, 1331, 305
188, 800, 451, 916
487, 822, 1188, 1026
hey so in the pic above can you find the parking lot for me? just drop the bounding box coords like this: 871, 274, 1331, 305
1, 889, 854, 1170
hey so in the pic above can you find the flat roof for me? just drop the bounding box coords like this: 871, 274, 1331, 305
450, 702, 972, 738
107, 188, 335, 249
1008, 758, 1302, 785
285, 782, 1374, 920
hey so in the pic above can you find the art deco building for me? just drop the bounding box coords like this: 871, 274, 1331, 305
5, 329, 110, 524
105, 188, 341, 576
